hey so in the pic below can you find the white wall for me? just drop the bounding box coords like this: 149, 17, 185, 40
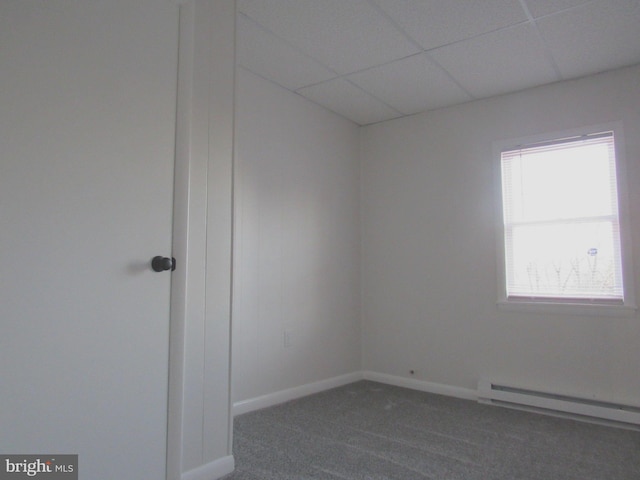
233, 68, 361, 402
361, 65, 640, 406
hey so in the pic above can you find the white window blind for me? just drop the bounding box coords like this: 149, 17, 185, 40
500, 131, 624, 302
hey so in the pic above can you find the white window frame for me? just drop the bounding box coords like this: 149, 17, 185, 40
494, 123, 637, 316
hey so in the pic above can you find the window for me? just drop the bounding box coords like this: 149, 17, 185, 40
497, 127, 635, 312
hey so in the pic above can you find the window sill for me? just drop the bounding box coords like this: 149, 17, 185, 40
497, 299, 637, 317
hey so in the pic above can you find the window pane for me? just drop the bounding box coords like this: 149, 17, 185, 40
507, 221, 622, 299
505, 142, 616, 223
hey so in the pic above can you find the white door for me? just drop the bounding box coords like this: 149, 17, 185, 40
0, 1, 179, 478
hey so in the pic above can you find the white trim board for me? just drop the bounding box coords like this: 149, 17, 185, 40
231, 372, 638, 432
168, 2, 236, 478
181, 456, 235, 480
233, 372, 364, 416
232, 371, 478, 416
362, 371, 478, 401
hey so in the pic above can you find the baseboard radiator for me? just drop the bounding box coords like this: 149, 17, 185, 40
478, 379, 640, 427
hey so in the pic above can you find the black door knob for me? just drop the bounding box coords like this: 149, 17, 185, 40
152, 256, 176, 272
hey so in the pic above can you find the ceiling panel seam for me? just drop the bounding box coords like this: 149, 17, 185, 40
235, 64, 355, 125
237, 7, 404, 126
364, 0, 476, 100
518, 0, 564, 80
237, 10, 341, 80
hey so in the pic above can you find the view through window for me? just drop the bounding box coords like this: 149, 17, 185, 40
500, 131, 624, 302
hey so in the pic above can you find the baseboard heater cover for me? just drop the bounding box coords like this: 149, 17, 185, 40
478, 379, 640, 427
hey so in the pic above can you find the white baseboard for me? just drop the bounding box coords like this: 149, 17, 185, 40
362, 371, 478, 401
181, 455, 235, 480
233, 372, 364, 416
232, 371, 479, 416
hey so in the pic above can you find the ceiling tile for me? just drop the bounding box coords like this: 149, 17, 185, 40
297, 78, 402, 125
237, 14, 336, 90
430, 24, 560, 98
372, 0, 528, 50
523, 0, 592, 18
536, 0, 640, 79
347, 54, 473, 115
237, 0, 420, 75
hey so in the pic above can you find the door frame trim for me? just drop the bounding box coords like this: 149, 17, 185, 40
166, 2, 194, 478
167, 1, 236, 479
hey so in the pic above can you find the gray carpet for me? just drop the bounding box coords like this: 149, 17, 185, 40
224, 381, 640, 479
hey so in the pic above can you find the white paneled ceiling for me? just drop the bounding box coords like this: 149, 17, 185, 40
237, 0, 640, 126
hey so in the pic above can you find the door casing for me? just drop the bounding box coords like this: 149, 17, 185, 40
167, 1, 236, 479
